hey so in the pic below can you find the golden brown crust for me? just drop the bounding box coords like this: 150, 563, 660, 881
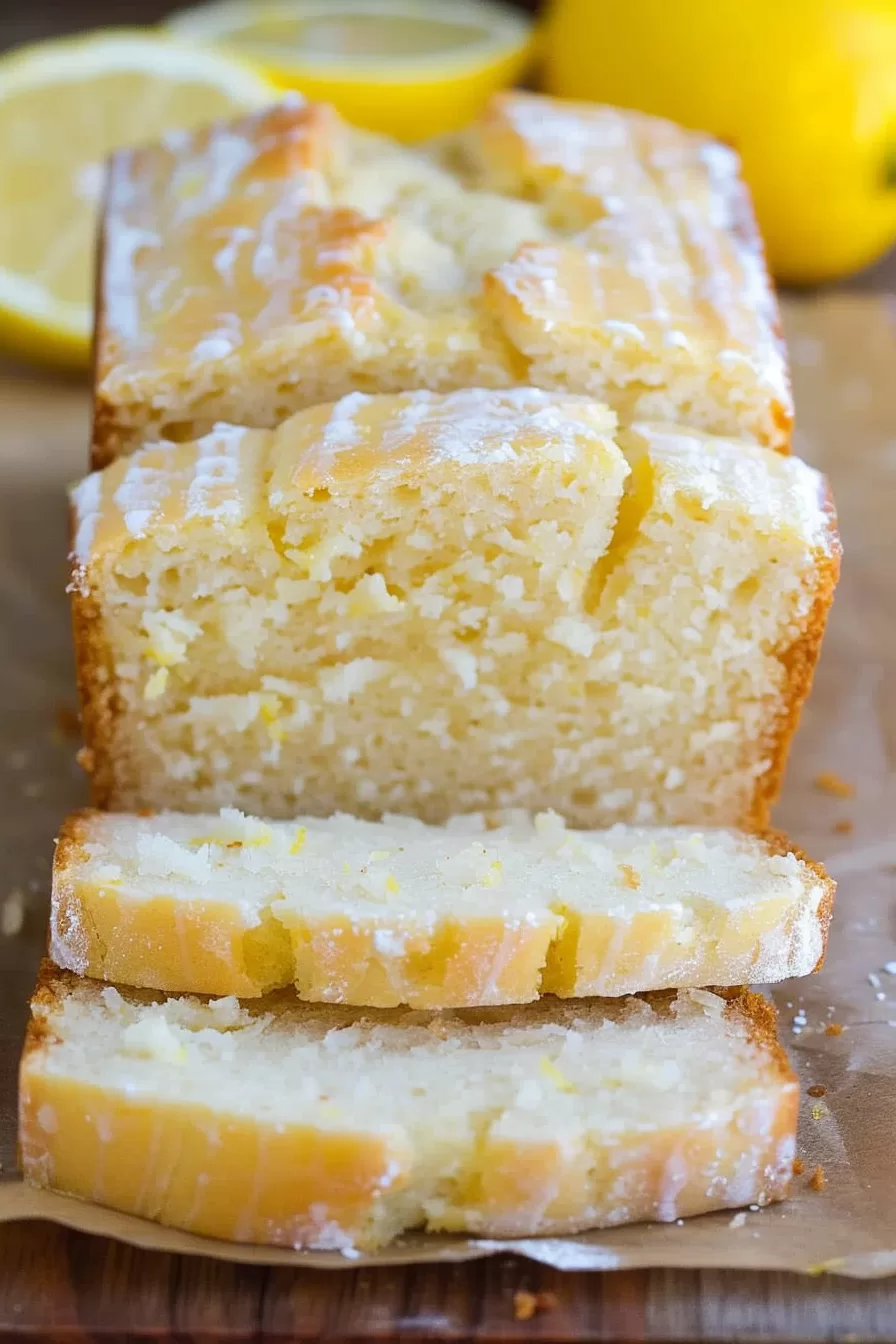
19, 959, 69, 1068
52, 809, 95, 901
726, 989, 795, 1087
69, 550, 124, 811
747, 483, 841, 829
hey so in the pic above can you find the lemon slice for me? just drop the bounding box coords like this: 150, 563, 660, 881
0, 31, 277, 370
165, 0, 535, 141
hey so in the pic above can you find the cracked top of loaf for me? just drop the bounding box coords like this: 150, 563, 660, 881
93, 93, 791, 464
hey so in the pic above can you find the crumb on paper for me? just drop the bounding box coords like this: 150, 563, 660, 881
513, 1292, 537, 1322
884, 962, 896, 976
793, 1158, 805, 1176
832, 819, 854, 834
512, 1291, 557, 1321
54, 704, 81, 740
23, 781, 43, 799
869, 972, 882, 990
807, 1085, 827, 1098
814, 771, 855, 799
7, 749, 28, 770
1, 889, 25, 937
809, 1166, 826, 1192
825, 1023, 843, 1037
729, 1211, 747, 1229
811, 1104, 827, 1121
618, 863, 640, 890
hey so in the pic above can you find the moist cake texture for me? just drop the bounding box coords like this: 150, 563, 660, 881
71, 388, 838, 827
20, 967, 798, 1250
51, 807, 834, 1006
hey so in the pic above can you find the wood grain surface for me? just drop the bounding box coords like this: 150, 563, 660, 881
6, 1220, 896, 1343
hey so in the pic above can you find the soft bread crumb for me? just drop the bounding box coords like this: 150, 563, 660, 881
814, 772, 855, 799
809, 1166, 826, 1192
513, 1291, 558, 1320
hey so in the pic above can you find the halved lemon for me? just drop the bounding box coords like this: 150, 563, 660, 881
165, 0, 535, 141
0, 31, 277, 370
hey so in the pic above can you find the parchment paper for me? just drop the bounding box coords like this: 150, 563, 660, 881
1, 294, 894, 1276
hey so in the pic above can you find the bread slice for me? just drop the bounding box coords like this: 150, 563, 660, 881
70, 389, 839, 828
51, 807, 834, 1006
19, 966, 798, 1250
92, 94, 791, 466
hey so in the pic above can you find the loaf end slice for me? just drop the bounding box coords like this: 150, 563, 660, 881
20, 966, 798, 1250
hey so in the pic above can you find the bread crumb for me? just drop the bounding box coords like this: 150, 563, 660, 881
811, 1104, 826, 1121
832, 818, 854, 834
825, 1023, 843, 1036
513, 1292, 537, 1321
807, 1084, 827, 1098
814, 771, 855, 799
792, 1158, 804, 1176
618, 863, 640, 890
76, 746, 95, 773
809, 1165, 826, 1192
729, 1211, 747, 1228
1, 889, 24, 937
513, 1291, 557, 1321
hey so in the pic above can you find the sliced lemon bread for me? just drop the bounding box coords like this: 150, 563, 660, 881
20, 967, 797, 1249
71, 389, 838, 828
51, 808, 834, 1006
92, 93, 790, 465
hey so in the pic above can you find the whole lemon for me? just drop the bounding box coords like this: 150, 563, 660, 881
542, 0, 896, 284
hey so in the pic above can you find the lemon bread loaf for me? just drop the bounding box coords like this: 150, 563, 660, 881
71, 389, 838, 828
20, 967, 797, 1250
93, 94, 790, 465
51, 807, 834, 1006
